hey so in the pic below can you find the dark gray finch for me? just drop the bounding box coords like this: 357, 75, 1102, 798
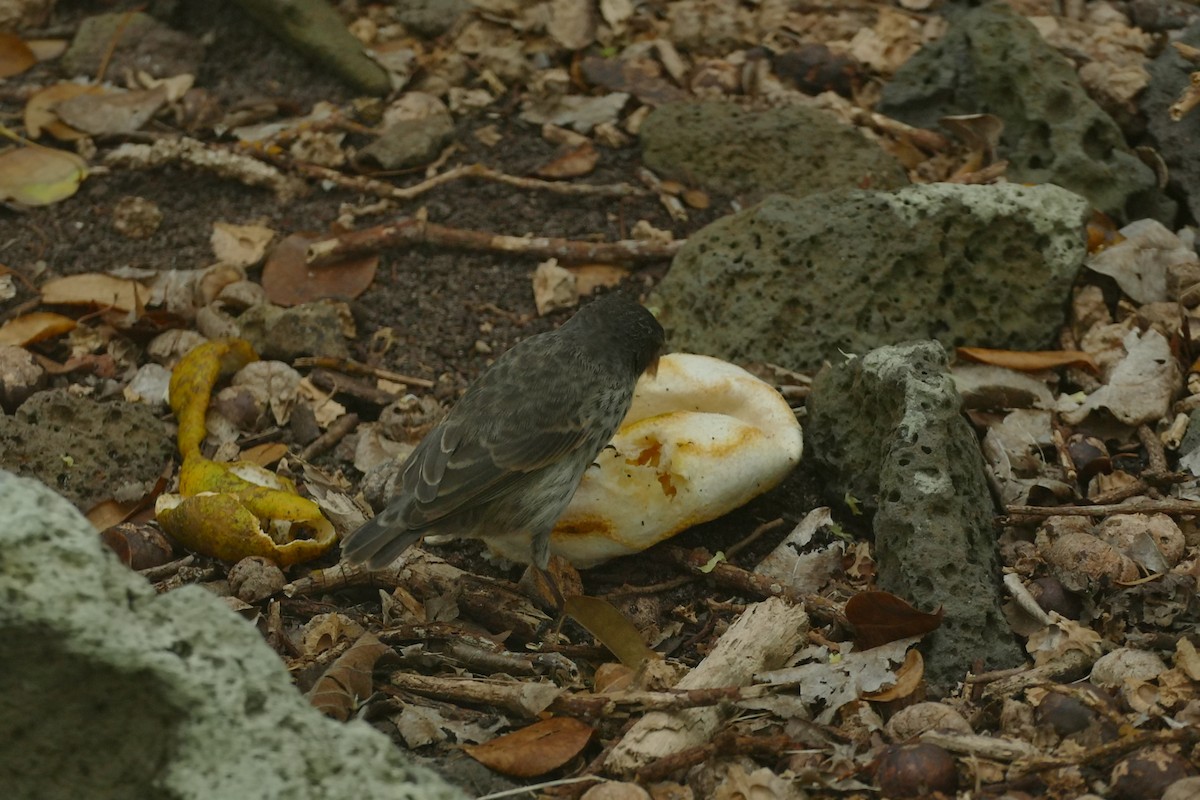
341, 293, 665, 570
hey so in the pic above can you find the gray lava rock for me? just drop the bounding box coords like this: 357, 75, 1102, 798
1143, 21, 1200, 225
237, 300, 351, 360
0, 389, 173, 511
0, 469, 464, 800
652, 182, 1089, 372
806, 342, 1025, 693
639, 101, 908, 203
62, 12, 204, 79
356, 109, 456, 170
877, 2, 1155, 219
396, 0, 472, 38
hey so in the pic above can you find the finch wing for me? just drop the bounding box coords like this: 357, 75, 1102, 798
400, 357, 604, 528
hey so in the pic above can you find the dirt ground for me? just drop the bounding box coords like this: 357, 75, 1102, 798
2, 0, 822, 646
26, 3, 1200, 798
6, 2, 739, 391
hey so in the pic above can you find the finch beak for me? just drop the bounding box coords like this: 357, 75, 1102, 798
646, 354, 661, 379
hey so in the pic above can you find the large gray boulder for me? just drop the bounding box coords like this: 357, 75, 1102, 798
639, 101, 908, 204
0, 470, 464, 800
877, 2, 1155, 219
1143, 20, 1200, 225
806, 342, 1025, 693
0, 389, 174, 511
653, 182, 1089, 372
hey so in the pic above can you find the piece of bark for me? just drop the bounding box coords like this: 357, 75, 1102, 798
604, 597, 808, 775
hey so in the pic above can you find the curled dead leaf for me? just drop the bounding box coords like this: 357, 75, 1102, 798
0, 311, 77, 346
0, 33, 36, 78
463, 716, 594, 778
308, 633, 393, 721
845, 590, 943, 650
956, 346, 1099, 375
262, 232, 378, 307
40, 273, 146, 313
564, 595, 659, 668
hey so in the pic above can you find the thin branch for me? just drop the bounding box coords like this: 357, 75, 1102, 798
305, 217, 683, 266
1005, 499, 1200, 519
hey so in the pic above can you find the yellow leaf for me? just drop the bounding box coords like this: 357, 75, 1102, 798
0, 311, 77, 346
0, 144, 87, 206
40, 273, 147, 312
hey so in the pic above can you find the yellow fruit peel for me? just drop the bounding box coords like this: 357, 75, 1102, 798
158, 339, 335, 565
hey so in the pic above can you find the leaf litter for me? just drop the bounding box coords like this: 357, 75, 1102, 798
0, 0, 1199, 798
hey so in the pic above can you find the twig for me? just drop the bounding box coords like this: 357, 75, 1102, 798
1013, 727, 1199, 775
602, 519, 786, 600
1005, 499, 1200, 519
138, 554, 195, 581
979, 649, 1095, 702
725, 517, 786, 559
298, 412, 358, 461
1137, 423, 1170, 479
635, 731, 795, 783
310, 368, 399, 406
266, 157, 648, 202
293, 356, 435, 389
602, 576, 694, 600
946, 160, 1008, 184
659, 545, 844, 626
96, 10, 138, 82
105, 137, 307, 201
306, 217, 683, 266
477, 776, 602, 800
549, 683, 784, 718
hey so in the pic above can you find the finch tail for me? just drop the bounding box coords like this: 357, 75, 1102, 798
340, 507, 423, 570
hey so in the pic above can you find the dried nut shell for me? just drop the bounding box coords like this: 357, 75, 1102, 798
1095, 513, 1186, 568
1091, 647, 1169, 689
884, 702, 973, 741
874, 743, 958, 798
1041, 531, 1140, 591
228, 555, 286, 603
1038, 514, 1096, 540
1110, 747, 1192, 800
1027, 576, 1084, 619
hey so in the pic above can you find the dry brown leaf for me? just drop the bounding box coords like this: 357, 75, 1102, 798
845, 590, 943, 650
240, 442, 289, 467
956, 346, 1099, 374
564, 594, 658, 668
567, 264, 629, 295
88, 499, 137, 532
41, 274, 148, 313
579, 54, 689, 107
0, 32, 36, 78
261, 232, 378, 307
535, 142, 599, 179
860, 647, 924, 702
307, 632, 392, 721
533, 259, 577, 315
25, 38, 67, 62
0, 311, 77, 346
463, 716, 593, 778
55, 86, 168, 136
211, 221, 276, 267
24, 82, 106, 140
